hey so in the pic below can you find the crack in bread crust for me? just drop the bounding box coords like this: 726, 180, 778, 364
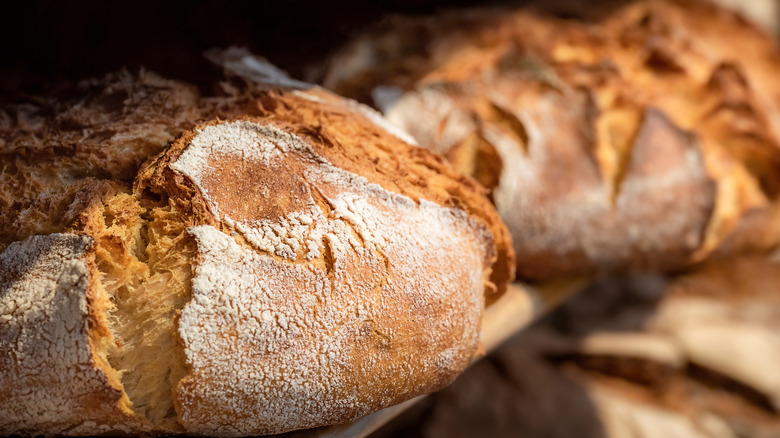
82, 192, 193, 430
136, 118, 496, 435
1, 80, 513, 435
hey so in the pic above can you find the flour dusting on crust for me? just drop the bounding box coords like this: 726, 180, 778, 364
0, 234, 134, 435
171, 121, 440, 260
171, 120, 490, 435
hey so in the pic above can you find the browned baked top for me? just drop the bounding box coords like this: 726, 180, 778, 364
142, 116, 495, 433
140, 87, 513, 297
0, 71, 202, 251
322, 0, 780, 280
0, 61, 513, 435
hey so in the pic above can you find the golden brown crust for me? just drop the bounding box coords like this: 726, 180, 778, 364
1, 62, 512, 435
1, 62, 513, 295
0, 67, 289, 252
134, 87, 507, 434
0, 70, 203, 251
322, 0, 780, 280
137, 87, 514, 299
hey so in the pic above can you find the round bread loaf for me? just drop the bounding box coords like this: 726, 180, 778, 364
321, 0, 780, 280
0, 64, 513, 435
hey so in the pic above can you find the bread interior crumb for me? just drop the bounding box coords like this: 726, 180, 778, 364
85, 190, 192, 428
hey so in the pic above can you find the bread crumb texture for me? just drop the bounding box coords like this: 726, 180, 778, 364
322, 0, 780, 279
0, 81, 511, 435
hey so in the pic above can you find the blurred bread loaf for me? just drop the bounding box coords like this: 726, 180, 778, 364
0, 53, 513, 436
322, 0, 780, 280
393, 256, 780, 438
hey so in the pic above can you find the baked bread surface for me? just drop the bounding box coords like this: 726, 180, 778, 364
322, 0, 780, 280
0, 234, 140, 435
0, 70, 513, 435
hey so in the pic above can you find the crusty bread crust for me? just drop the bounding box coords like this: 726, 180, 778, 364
322, 0, 780, 280
135, 89, 510, 434
0, 234, 143, 435
0, 70, 513, 435
0, 71, 204, 253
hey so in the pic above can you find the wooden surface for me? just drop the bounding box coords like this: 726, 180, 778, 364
295, 279, 586, 438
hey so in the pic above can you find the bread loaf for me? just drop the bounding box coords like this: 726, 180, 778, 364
0, 55, 513, 436
322, 0, 780, 280
401, 255, 780, 438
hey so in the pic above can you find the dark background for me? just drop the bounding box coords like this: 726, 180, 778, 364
0, 0, 626, 96
0, 0, 520, 95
